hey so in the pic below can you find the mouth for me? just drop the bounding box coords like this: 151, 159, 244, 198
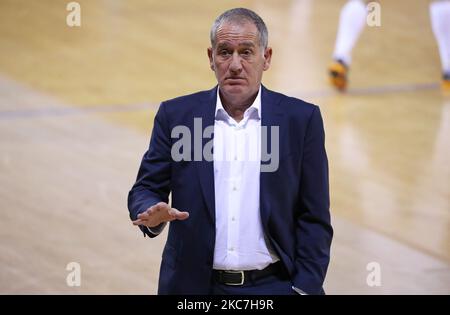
225, 77, 246, 85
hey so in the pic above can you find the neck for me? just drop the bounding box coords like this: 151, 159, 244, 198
219, 89, 258, 122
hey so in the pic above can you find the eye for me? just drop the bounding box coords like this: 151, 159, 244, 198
242, 49, 253, 56
219, 49, 230, 56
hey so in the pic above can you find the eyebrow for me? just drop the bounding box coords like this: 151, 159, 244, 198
216, 41, 256, 50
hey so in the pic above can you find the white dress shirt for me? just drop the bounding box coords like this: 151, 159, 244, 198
213, 86, 279, 271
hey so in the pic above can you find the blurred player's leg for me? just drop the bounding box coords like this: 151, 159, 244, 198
430, 0, 450, 92
329, 0, 367, 91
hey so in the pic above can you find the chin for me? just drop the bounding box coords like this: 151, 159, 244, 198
223, 84, 247, 95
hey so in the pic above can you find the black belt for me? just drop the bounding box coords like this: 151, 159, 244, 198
213, 261, 285, 286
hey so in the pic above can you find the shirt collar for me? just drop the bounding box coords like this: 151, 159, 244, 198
215, 85, 261, 122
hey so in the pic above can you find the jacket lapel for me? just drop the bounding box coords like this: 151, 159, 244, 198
195, 86, 217, 224
260, 85, 285, 230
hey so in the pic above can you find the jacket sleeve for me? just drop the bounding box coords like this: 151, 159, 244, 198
293, 106, 333, 294
127, 102, 172, 238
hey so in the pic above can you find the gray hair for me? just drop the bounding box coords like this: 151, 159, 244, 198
210, 8, 268, 50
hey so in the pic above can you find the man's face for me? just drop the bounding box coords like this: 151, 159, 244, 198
208, 21, 272, 103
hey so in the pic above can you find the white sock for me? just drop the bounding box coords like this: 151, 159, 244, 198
430, 0, 450, 76
332, 0, 367, 66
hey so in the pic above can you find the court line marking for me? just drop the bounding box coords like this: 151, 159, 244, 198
290, 82, 440, 98
0, 102, 157, 120
0, 82, 441, 120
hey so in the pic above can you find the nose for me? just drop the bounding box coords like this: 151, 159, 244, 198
229, 52, 242, 74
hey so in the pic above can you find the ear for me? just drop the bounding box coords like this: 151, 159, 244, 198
207, 47, 215, 71
263, 47, 272, 71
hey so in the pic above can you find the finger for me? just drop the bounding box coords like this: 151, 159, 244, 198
155, 202, 170, 212
176, 212, 189, 220
132, 219, 144, 226
147, 202, 168, 214
145, 205, 157, 214
167, 208, 178, 217
156, 201, 169, 207
137, 212, 150, 219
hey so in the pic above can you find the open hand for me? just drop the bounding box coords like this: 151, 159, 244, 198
132, 202, 189, 228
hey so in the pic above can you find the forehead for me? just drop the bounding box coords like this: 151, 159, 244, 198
215, 21, 259, 46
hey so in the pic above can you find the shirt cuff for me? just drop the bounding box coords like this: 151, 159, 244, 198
291, 286, 308, 295
146, 222, 167, 236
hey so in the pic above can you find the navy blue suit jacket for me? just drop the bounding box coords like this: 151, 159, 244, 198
128, 85, 333, 295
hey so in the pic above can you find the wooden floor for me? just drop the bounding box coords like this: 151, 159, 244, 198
0, 0, 449, 294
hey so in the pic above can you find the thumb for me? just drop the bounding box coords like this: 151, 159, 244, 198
169, 208, 190, 221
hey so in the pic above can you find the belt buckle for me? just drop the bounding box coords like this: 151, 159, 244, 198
225, 270, 245, 286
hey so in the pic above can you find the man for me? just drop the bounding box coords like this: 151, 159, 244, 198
128, 8, 333, 295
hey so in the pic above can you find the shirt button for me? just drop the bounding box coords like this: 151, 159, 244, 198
229, 247, 234, 251
232, 186, 237, 191
231, 217, 235, 221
